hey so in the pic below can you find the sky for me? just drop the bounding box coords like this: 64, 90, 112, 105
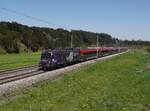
0, 0, 150, 41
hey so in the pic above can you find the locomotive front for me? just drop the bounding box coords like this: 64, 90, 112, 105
39, 50, 52, 70
39, 49, 63, 70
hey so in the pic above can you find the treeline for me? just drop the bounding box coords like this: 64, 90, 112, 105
0, 21, 150, 53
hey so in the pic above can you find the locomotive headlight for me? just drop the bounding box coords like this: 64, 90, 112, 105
52, 59, 57, 63
48, 60, 51, 64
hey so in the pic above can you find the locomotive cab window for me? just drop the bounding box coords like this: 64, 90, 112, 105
41, 51, 52, 59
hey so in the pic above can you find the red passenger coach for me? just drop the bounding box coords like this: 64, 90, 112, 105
80, 49, 97, 60
80, 49, 97, 55
79, 47, 122, 61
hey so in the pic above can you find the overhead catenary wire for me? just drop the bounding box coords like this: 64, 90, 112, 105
0, 7, 70, 30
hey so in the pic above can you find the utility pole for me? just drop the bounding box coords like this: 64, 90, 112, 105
71, 30, 73, 48
97, 33, 99, 58
116, 39, 120, 53
119, 40, 121, 53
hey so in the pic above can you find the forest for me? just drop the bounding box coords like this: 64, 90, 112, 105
0, 21, 150, 53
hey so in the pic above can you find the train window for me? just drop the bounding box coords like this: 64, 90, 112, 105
41, 51, 51, 59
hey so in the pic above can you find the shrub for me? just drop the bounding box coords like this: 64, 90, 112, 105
0, 46, 6, 54
146, 46, 150, 53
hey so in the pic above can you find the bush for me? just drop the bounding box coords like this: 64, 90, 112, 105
0, 46, 6, 54
146, 46, 150, 53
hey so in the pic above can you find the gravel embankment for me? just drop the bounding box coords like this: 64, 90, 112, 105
0, 51, 128, 96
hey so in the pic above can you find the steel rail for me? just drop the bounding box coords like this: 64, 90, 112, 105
0, 70, 44, 85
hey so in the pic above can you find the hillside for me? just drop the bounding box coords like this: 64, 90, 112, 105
0, 21, 115, 53
0, 21, 150, 53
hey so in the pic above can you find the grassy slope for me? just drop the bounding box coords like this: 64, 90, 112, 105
0, 51, 150, 111
0, 52, 41, 71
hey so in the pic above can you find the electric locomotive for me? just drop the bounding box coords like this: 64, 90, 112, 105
39, 48, 80, 70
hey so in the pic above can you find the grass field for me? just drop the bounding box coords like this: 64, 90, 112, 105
0, 51, 150, 111
0, 52, 41, 71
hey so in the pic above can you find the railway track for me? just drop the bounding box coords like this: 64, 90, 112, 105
0, 51, 128, 85
0, 65, 43, 85
0, 51, 128, 97
0, 65, 38, 75
0, 70, 44, 85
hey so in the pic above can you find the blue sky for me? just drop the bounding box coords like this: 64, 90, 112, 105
0, 0, 150, 41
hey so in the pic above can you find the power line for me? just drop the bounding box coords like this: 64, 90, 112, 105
0, 7, 69, 29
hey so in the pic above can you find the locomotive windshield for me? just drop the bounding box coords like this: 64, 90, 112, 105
41, 50, 52, 59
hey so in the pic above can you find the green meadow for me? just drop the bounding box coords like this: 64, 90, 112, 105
0, 50, 150, 111
0, 52, 41, 71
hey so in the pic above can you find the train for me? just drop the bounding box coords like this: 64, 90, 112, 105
39, 47, 127, 71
